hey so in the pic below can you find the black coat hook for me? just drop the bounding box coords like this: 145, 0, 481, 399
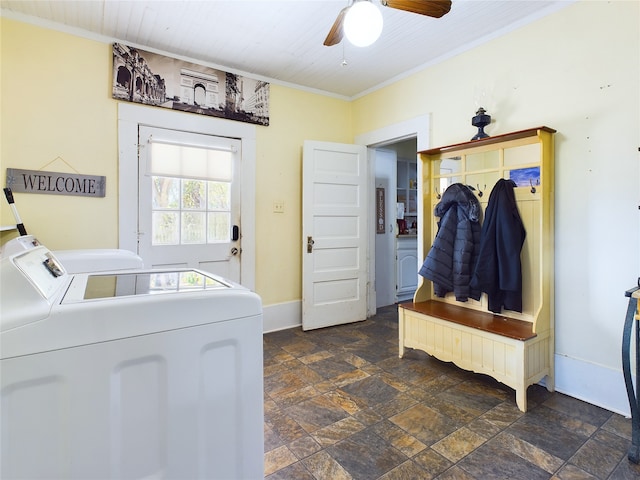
530, 179, 536, 194
435, 187, 441, 199
477, 184, 486, 197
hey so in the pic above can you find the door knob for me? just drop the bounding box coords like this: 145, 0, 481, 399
307, 236, 314, 253
231, 247, 239, 255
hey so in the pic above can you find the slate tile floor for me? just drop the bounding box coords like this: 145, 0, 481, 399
263, 305, 640, 479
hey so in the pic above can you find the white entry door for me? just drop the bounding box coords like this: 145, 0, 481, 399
138, 126, 242, 282
302, 140, 369, 331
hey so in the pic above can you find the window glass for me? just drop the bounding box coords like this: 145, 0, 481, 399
152, 177, 180, 209
182, 180, 206, 210
208, 212, 230, 243
152, 211, 179, 245
148, 138, 233, 247
151, 177, 231, 246
181, 211, 206, 244
208, 182, 230, 210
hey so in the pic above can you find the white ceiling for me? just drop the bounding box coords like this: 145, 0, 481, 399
1, 0, 572, 98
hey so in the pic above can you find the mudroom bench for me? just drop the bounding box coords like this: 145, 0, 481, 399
399, 300, 551, 412
399, 127, 556, 412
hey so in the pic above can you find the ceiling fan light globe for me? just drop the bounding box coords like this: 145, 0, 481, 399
344, 1, 383, 47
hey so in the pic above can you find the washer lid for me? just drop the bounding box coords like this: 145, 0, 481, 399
62, 269, 230, 304
53, 248, 143, 273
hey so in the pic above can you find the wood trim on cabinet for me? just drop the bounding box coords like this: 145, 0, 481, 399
419, 126, 557, 156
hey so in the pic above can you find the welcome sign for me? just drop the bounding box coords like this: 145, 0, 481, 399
6, 168, 106, 198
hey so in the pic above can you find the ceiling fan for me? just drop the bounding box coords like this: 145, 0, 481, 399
324, 0, 452, 46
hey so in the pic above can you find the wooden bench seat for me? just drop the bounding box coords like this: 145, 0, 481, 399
400, 301, 536, 341
398, 300, 553, 412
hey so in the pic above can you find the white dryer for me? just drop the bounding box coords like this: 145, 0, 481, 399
1, 241, 264, 479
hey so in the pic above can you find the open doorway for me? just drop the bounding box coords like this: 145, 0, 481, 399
374, 138, 418, 308
354, 114, 430, 314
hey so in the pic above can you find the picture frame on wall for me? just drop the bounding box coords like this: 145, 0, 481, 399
376, 187, 385, 234
509, 166, 540, 188
112, 43, 269, 126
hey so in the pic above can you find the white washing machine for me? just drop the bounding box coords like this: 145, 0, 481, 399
0, 241, 264, 479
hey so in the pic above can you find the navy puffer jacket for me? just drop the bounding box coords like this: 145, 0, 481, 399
419, 183, 482, 301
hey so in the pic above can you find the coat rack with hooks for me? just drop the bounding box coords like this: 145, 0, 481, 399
400, 126, 556, 412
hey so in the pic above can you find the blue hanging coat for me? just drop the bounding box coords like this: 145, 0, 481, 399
470, 178, 526, 313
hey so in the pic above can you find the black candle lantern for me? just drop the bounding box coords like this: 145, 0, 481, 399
471, 107, 491, 140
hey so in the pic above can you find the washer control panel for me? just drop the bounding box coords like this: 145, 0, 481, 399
13, 246, 67, 300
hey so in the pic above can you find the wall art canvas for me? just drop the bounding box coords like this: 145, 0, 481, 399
112, 43, 269, 126
509, 166, 540, 188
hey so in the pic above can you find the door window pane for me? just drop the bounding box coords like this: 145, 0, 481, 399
208, 182, 230, 210
208, 212, 230, 242
182, 179, 206, 209
152, 177, 180, 209
149, 136, 234, 247
181, 211, 206, 244
151, 176, 231, 246
152, 211, 179, 245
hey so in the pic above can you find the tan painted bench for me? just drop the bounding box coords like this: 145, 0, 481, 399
398, 300, 552, 412
401, 127, 556, 413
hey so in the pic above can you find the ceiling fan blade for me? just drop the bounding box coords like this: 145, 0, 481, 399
382, 0, 452, 18
323, 6, 350, 46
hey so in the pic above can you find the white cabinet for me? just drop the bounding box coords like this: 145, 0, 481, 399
396, 236, 418, 301
396, 159, 417, 217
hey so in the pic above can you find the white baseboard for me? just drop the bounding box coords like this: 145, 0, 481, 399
554, 354, 632, 417
262, 300, 301, 333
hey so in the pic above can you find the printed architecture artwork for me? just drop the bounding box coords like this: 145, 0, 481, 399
112, 43, 269, 126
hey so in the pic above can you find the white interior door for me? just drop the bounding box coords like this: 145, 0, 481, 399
138, 126, 242, 282
374, 149, 398, 307
302, 140, 368, 331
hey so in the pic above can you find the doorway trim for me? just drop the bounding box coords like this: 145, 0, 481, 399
117, 102, 256, 290
355, 114, 430, 313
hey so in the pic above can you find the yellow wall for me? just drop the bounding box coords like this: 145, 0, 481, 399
0, 18, 351, 307
255, 85, 351, 303
353, 0, 640, 367
1, 20, 118, 248
352, 0, 640, 408
353, 0, 639, 149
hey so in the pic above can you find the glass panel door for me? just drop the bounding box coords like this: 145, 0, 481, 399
138, 126, 241, 282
